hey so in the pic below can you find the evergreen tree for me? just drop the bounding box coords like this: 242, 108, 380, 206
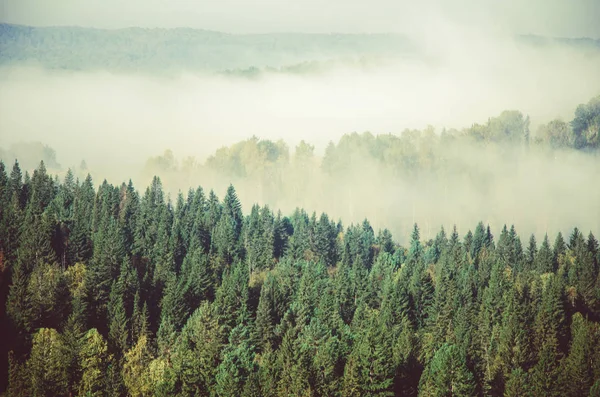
215, 261, 250, 334
560, 313, 594, 397
27, 262, 70, 330
3, 162, 600, 397
525, 234, 537, 272
66, 174, 94, 265
26, 328, 69, 397
7, 350, 29, 397
503, 368, 529, 397
108, 280, 129, 356
122, 335, 154, 397
418, 343, 476, 397
254, 274, 277, 352
215, 324, 259, 397
534, 273, 566, 352
86, 215, 125, 332
213, 185, 244, 267
6, 262, 33, 341
78, 328, 110, 397
529, 336, 561, 397
342, 306, 395, 397
536, 234, 554, 273
471, 222, 486, 265
553, 232, 567, 270
173, 302, 223, 396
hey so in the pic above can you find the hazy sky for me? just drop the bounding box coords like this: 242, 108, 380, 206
1, 0, 599, 37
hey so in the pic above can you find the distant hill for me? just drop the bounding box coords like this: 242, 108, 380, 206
0, 23, 416, 73
518, 34, 600, 50
2, 24, 599, 74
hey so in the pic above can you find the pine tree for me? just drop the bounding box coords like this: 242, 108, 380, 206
536, 234, 553, 273
86, 215, 125, 332
108, 280, 129, 356
273, 211, 290, 260
504, 368, 529, 397
26, 328, 69, 397
299, 317, 343, 397
471, 222, 486, 265
215, 261, 250, 335
122, 335, 154, 397
119, 179, 139, 255
180, 247, 214, 309
27, 262, 70, 330
131, 294, 150, 345
276, 324, 313, 397
66, 174, 94, 265
61, 293, 87, 396
78, 328, 110, 397
8, 160, 23, 203
418, 343, 476, 397
411, 268, 434, 330
559, 313, 594, 397
553, 232, 566, 270
173, 302, 223, 396
568, 230, 598, 312
17, 203, 56, 272
534, 273, 566, 353
215, 324, 258, 397
213, 185, 244, 267
7, 350, 29, 397
530, 336, 561, 397
1, 191, 23, 268
342, 306, 395, 397
407, 223, 423, 269
314, 213, 338, 267
497, 286, 534, 387
525, 234, 537, 272
254, 274, 277, 352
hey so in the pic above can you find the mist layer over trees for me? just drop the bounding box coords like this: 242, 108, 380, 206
134, 94, 600, 243
2, 95, 599, 244
1, 158, 599, 396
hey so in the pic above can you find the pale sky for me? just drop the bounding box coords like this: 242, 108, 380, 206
1, 0, 599, 37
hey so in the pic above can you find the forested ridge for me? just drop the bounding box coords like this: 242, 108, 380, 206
1, 153, 600, 397
0, 23, 413, 74
2, 24, 599, 75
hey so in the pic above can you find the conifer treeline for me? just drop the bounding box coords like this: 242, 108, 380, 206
1, 160, 599, 396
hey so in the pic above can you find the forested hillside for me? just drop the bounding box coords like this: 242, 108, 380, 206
1, 156, 600, 396
2, 24, 599, 75
0, 23, 414, 73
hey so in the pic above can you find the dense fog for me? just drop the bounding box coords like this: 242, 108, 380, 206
1, 11, 600, 243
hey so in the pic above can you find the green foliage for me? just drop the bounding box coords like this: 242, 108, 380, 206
122, 335, 154, 397
503, 368, 529, 397
343, 306, 396, 397
418, 343, 476, 397
108, 280, 129, 356
78, 328, 110, 397
26, 328, 69, 397
571, 95, 600, 149
216, 325, 259, 397
559, 313, 595, 397
2, 165, 599, 397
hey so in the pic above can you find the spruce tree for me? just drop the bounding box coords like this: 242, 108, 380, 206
26, 328, 69, 397
418, 343, 476, 397
78, 328, 110, 397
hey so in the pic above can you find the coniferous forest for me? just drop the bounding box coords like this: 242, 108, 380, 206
1, 155, 600, 397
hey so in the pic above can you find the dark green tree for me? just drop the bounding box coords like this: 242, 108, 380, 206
418, 343, 476, 397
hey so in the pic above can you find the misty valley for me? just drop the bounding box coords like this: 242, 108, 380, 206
1, 11, 600, 397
